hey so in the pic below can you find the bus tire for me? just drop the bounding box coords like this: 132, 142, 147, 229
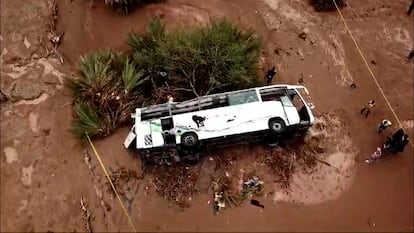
268, 117, 286, 134
181, 132, 199, 147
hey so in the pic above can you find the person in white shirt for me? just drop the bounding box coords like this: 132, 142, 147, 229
377, 119, 392, 134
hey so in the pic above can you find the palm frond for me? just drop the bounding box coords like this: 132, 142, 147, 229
71, 102, 105, 140
122, 58, 149, 93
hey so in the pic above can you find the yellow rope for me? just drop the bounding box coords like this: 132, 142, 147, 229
332, 0, 413, 148
86, 133, 138, 232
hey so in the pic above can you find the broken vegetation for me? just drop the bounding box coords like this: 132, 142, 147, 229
67, 18, 262, 140
146, 163, 199, 207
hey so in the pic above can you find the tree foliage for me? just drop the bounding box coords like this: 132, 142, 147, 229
68, 19, 262, 140
129, 18, 261, 99
67, 50, 148, 140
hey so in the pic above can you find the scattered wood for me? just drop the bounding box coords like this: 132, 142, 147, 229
44, 0, 64, 64
80, 194, 93, 233
83, 150, 110, 230
145, 163, 198, 206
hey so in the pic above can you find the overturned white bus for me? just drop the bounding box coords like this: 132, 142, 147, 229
124, 84, 315, 164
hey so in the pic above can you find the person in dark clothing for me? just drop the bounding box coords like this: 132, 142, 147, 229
407, 0, 414, 15
265, 67, 277, 85
391, 128, 405, 144
377, 119, 392, 134
407, 49, 414, 61
192, 115, 206, 128
395, 134, 409, 153
250, 199, 264, 208
388, 128, 406, 155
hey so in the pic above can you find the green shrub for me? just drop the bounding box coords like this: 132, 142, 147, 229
68, 19, 262, 140
129, 18, 262, 99
67, 50, 149, 139
311, 0, 346, 12
71, 102, 106, 140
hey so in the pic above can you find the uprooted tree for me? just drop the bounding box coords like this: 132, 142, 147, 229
67, 18, 262, 140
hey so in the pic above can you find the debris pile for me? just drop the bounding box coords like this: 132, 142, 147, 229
147, 164, 198, 206
240, 176, 264, 201
107, 167, 140, 198
263, 147, 296, 189
45, 0, 64, 63
106, 166, 142, 213
262, 135, 326, 188
210, 172, 264, 214
211, 175, 240, 214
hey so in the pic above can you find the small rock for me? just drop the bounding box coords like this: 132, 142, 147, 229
10, 32, 23, 43
297, 48, 304, 60
31, 53, 40, 59
11, 79, 44, 101
0, 91, 7, 102
42, 73, 61, 85
23, 37, 31, 49
298, 28, 309, 40
370, 60, 377, 65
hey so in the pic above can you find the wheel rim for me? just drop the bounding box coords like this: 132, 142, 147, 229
272, 122, 282, 131
184, 135, 195, 145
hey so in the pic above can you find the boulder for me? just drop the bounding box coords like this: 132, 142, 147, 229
11, 79, 44, 101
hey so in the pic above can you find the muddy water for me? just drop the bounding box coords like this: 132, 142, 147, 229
1, 0, 410, 231
56, 0, 413, 231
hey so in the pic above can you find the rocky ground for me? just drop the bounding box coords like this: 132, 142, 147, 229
1, 0, 413, 232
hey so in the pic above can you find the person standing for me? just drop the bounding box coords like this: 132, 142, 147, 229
407, 0, 414, 15
377, 119, 392, 134
265, 67, 277, 85
360, 100, 376, 117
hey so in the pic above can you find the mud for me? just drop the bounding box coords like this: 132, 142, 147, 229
1, 0, 413, 232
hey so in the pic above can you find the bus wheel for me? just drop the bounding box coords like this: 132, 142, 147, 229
181, 132, 199, 147
268, 117, 286, 134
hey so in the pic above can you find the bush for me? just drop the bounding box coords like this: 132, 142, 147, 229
129, 18, 262, 99
71, 102, 105, 140
68, 19, 262, 140
311, 0, 346, 12
104, 0, 165, 14
67, 50, 149, 140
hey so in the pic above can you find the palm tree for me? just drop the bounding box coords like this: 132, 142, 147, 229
70, 102, 106, 140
